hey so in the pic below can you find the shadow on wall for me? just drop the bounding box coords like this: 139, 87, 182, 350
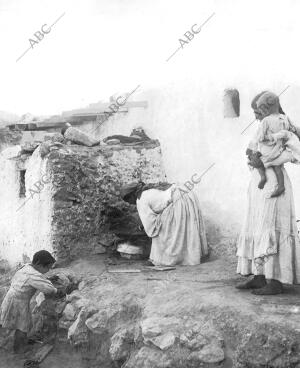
202, 201, 239, 258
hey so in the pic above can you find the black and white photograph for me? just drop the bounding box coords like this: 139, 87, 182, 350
0, 0, 300, 367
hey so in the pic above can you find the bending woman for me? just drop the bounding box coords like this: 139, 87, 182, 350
236, 91, 300, 294
121, 182, 209, 266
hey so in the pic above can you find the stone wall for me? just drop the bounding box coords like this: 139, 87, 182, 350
49, 141, 166, 261
0, 139, 166, 265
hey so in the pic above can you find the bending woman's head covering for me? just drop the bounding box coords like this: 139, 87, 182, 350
121, 181, 172, 203
120, 182, 145, 202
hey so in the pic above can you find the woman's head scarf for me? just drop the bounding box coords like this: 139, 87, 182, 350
120, 181, 172, 202
256, 91, 279, 111
120, 182, 145, 202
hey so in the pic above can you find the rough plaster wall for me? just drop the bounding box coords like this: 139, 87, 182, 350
0, 146, 24, 265
21, 148, 53, 261
0, 146, 53, 266
82, 81, 300, 244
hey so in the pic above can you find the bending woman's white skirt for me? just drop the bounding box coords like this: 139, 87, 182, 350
137, 184, 208, 266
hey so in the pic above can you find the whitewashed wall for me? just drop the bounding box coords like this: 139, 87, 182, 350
0, 147, 53, 265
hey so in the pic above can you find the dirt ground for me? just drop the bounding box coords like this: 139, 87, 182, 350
1, 254, 300, 367
0, 343, 85, 368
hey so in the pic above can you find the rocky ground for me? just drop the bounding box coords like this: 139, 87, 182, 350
1, 254, 300, 368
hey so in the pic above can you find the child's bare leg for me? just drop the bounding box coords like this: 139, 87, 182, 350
248, 153, 267, 189
271, 166, 285, 197
13, 329, 27, 353
257, 167, 267, 189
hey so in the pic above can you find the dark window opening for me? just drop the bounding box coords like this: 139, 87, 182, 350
223, 88, 240, 118
19, 170, 26, 197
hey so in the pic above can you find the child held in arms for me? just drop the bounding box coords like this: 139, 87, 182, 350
246, 91, 300, 197
0, 250, 63, 353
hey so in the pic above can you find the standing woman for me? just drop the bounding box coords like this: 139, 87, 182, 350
236, 91, 300, 294
121, 182, 209, 266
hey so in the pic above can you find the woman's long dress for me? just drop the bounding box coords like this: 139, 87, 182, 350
136, 184, 208, 266
237, 167, 300, 284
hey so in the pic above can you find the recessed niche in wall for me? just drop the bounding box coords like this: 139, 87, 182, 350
19, 170, 26, 197
223, 88, 240, 118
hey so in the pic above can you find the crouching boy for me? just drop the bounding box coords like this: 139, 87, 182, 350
0, 250, 59, 353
